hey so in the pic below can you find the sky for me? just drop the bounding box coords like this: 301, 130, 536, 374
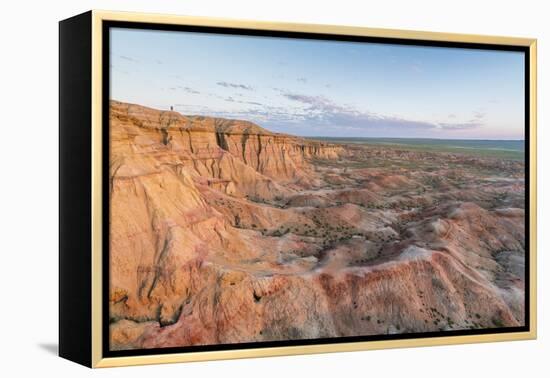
110, 28, 525, 140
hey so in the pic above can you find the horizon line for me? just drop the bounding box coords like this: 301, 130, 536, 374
304, 136, 526, 141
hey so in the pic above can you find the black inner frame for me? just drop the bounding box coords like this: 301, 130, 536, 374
102, 20, 531, 358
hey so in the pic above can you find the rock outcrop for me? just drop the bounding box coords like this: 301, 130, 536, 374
110, 100, 341, 197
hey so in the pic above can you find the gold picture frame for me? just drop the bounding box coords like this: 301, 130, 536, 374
59, 10, 537, 368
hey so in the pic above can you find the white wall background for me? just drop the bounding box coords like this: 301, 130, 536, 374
1, 0, 547, 376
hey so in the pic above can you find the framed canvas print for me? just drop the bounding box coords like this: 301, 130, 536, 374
59, 10, 537, 368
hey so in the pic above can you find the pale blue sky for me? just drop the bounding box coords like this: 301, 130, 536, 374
110, 28, 525, 139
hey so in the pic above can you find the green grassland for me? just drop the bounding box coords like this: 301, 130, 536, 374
310, 137, 525, 160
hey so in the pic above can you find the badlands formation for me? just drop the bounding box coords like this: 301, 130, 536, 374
109, 100, 526, 350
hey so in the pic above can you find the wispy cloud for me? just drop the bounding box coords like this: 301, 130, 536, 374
281, 92, 483, 132
473, 110, 486, 119
182, 87, 200, 94
167, 85, 200, 94
283, 93, 336, 108
437, 122, 482, 130
224, 96, 262, 106
118, 55, 139, 63
244, 100, 263, 106
216, 81, 254, 90
170, 90, 485, 135
297, 77, 308, 83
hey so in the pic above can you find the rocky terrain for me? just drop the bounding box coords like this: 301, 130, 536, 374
109, 100, 526, 350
